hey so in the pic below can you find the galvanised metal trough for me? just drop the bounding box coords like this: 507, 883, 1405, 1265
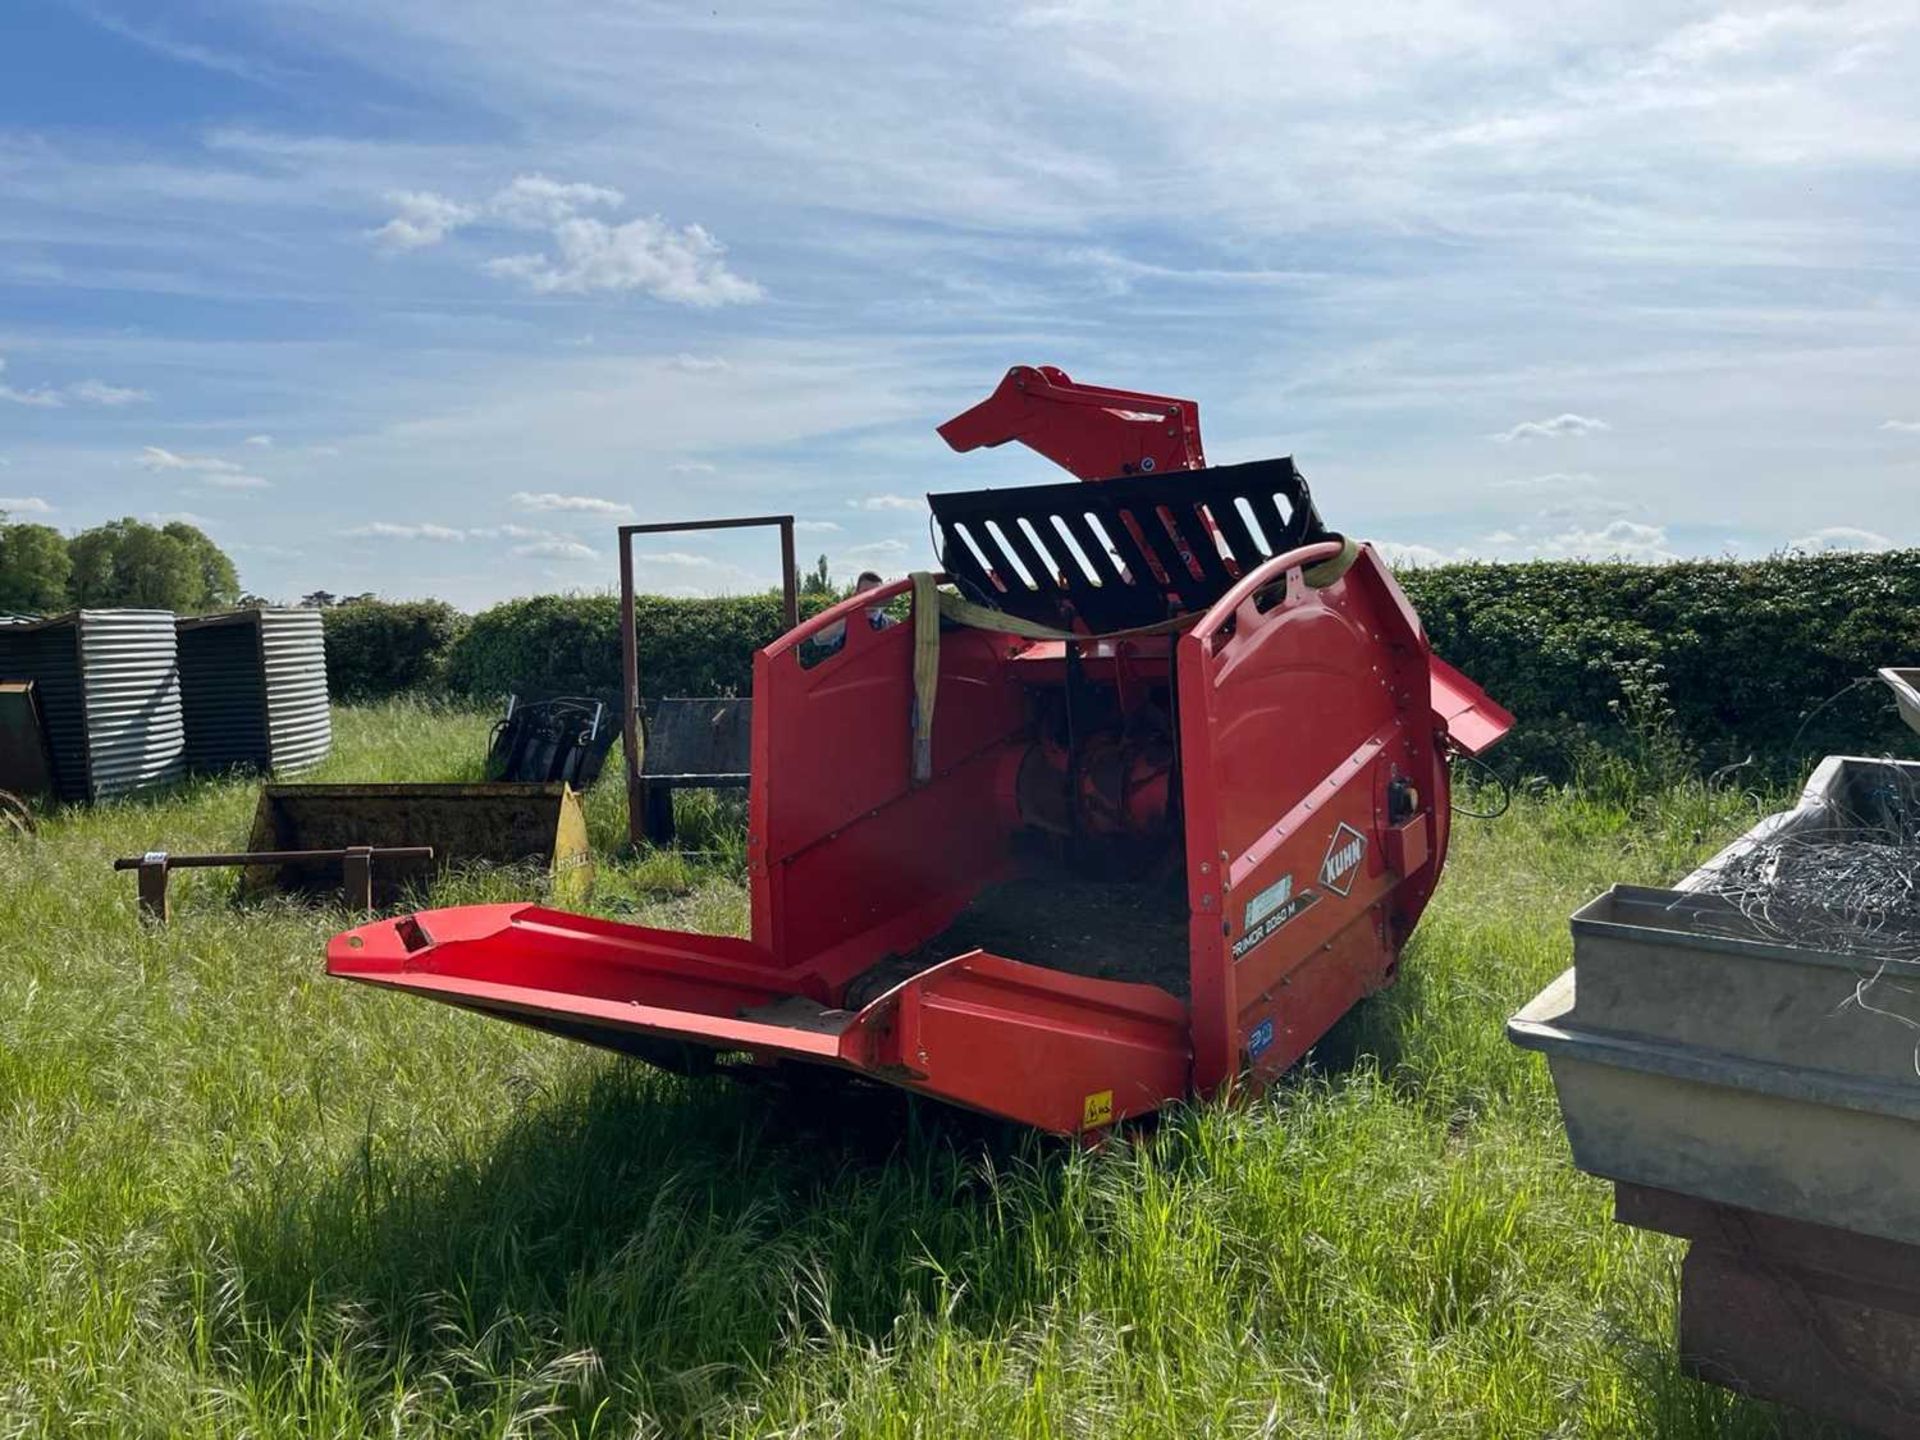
1511, 755, 1920, 1435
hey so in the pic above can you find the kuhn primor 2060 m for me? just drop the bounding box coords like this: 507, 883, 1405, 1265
328, 366, 1511, 1135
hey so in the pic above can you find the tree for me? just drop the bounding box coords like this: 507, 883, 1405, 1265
798, 554, 833, 598
0, 518, 72, 613
162, 522, 239, 608
65, 518, 241, 612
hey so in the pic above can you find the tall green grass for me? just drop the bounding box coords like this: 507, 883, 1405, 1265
0, 703, 1836, 1436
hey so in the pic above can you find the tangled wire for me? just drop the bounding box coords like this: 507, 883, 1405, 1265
1693, 763, 1920, 962
1689, 762, 1920, 1074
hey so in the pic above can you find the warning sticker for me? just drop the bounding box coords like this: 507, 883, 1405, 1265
1082, 1089, 1115, 1129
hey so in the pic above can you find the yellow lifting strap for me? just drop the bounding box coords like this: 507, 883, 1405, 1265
906, 537, 1357, 782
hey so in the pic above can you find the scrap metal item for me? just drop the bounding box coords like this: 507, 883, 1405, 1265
0, 609, 185, 801
486, 695, 613, 789
1617, 1183, 1920, 1440
249, 781, 592, 907
114, 844, 433, 923
1511, 755, 1920, 1435
636, 696, 752, 843
0, 680, 55, 800
619, 514, 797, 846
177, 608, 331, 776
329, 366, 1511, 1137
0, 790, 34, 839
1879, 666, 1920, 739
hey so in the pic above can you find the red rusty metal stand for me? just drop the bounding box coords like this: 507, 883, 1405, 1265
618, 515, 796, 848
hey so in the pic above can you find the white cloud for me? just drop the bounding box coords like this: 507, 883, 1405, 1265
371, 190, 477, 251
668, 461, 717, 475
485, 216, 762, 304
670, 354, 730, 372
1374, 540, 1458, 569
511, 490, 633, 516
0, 357, 63, 408
638, 549, 721, 567
139, 445, 241, 473
66, 378, 150, 406
146, 510, 215, 527
244, 434, 274, 447
488, 174, 624, 227
514, 538, 598, 561
844, 538, 912, 558
1488, 472, 1598, 490
0, 496, 53, 514
376, 174, 761, 306
136, 444, 268, 489
795, 519, 843, 533
1789, 525, 1894, 553
1538, 520, 1678, 562
342, 521, 468, 541
1883, 419, 1920, 433
1492, 414, 1612, 443
849, 494, 925, 511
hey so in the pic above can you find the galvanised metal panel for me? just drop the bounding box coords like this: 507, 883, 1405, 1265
76, 609, 185, 799
259, 609, 330, 774
176, 609, 331, 776
178, 613, 269, 771
0, 618, 87, 799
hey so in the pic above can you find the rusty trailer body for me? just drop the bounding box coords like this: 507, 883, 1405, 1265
253, 782, 592, 908
329, 368, 1510, 1135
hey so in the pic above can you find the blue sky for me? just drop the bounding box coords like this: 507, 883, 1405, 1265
3, 1, 1917, 607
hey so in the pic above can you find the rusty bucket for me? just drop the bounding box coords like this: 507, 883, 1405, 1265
243, 781, 593, 907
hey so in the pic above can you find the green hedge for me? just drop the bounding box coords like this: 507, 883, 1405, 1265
322, 599, 468, 701
445, 591, 834, 704
1396, 551, 1920, 777
345, 552, 1920, 778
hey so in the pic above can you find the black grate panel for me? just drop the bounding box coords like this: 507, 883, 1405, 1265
929, 457, 1330, 632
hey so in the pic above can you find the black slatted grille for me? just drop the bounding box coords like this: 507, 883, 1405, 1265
929, 457, 1330, 632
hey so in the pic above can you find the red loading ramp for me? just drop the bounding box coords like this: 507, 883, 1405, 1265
329, 904, 1190, 1135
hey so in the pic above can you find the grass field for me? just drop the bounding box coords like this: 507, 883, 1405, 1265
0, 702, 1844, 1438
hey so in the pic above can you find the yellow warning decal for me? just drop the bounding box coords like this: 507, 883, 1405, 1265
1082, 1090, 1114, 1129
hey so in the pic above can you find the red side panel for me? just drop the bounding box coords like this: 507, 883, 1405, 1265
748, 580, 1029, 991
1177, 544, 1450, 1093
846, 951, 1190, 1134
1430, 655, 1514, 756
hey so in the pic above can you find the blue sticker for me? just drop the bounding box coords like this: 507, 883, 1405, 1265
1247, 1017, 1275, 1060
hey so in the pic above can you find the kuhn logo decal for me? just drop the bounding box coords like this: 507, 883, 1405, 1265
1319, 823, 1367, 897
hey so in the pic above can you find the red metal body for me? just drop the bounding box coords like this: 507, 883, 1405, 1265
327, 372, 1511, 1136
938, 364, 1204, 479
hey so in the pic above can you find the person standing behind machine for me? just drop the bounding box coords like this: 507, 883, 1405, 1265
814, 570, 897, 656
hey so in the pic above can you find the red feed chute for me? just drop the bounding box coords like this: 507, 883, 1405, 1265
328, 370, 1511, 1136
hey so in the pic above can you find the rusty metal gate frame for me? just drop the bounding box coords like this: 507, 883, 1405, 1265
618, 515, 797, 848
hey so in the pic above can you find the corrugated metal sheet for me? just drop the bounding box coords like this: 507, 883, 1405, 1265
76, 610, 186, 799
177, 609, 330, 776
0, 622, 86, 799
260, 609, 330, 774
0, 610, 185, 800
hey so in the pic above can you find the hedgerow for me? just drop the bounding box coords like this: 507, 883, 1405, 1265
322, 598, 468, 700
358, 550, 1920, 776
445, 591, 834, 704
1396, 550, 1920, 777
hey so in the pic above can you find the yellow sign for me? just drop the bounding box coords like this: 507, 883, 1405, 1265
1082, 1089, 1114, 1130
